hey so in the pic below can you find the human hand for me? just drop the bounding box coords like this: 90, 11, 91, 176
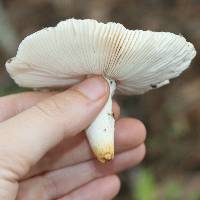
0, 77, 146, 200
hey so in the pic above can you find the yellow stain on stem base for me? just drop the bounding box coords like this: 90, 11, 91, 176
93, 145, 114, 163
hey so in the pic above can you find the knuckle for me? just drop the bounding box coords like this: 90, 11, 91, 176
0, 152, 31, 181
34, 89, 80, 120
35, 96, 66, 119
33, 93, 76, 134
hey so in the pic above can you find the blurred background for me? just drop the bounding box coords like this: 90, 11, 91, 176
0, 0, 199, 199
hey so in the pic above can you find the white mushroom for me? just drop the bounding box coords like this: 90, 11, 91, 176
6, 19, 196, 163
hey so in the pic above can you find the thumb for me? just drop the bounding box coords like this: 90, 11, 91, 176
0, 77, 108, 179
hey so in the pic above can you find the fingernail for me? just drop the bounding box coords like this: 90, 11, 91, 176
77, 77, 107, 100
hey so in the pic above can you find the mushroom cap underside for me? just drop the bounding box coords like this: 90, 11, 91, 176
6, 19, 196, 95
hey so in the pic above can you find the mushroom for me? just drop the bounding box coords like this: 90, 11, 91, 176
6, 19, 196, 163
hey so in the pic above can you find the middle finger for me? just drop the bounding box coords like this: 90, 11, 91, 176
26, 118, 146, 178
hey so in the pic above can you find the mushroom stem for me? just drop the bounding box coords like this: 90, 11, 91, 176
86, 78, 116, 163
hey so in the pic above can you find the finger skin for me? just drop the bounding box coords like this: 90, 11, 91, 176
26, 118, 146, 178
0, 77, 109, 200
0, 77, 145, 200
0, 92, 56, 122
0, 92, 120, 122
58, 175, 121, 200
17, 145, 145, 200
0, 77, 108, 179
115, 118, 146, 151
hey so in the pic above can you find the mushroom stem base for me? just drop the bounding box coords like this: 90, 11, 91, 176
86, 78, 116, 163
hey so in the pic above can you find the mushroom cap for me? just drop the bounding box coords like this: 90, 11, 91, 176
6, 19, 196, 95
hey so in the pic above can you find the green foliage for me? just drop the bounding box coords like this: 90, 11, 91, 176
164, 181, 182, 200
133, 168, 156, 200
190, 193, 200, 200
133, 169, 200, 200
